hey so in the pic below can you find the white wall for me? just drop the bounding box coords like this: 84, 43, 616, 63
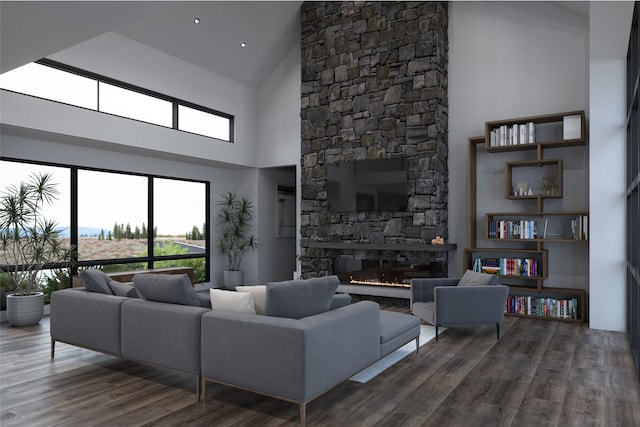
256, 42, 302, 168
448, 2, 589, 287
588, 2, 634, 331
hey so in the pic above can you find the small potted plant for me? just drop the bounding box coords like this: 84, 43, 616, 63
0, 172, 75, 326
215, 192, 258, 289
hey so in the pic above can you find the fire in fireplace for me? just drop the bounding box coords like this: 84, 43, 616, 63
333, 258, 439, 288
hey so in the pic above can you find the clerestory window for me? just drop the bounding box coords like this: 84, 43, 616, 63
0, 59, 234, 142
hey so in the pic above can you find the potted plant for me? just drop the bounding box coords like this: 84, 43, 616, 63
216, 192, 258, 290
0, 172, 74, 326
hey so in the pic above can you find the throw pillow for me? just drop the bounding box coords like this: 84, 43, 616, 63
264, 276, 339, 319
209, 289, 256, 314
107, 280, 139, 298
235, 285, 266, 315
457, 269, 498, 286
133, 273, 200, 306
80, 269, 114, 295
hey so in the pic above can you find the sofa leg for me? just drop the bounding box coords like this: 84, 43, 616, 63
196, 375, 202, 402
415, 336, 420, 354
200, 377, 206, 402
435, 325, 439, 341
299, 402, 306, 427
51, 338, 55, 359
496, 323, 500, 340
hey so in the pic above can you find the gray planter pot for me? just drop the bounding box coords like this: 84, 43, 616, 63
223, 270, 244, 290
6, 292, 44, 326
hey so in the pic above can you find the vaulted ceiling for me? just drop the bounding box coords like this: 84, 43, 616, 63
0, 1, 302, 88
0, 1, 589, 88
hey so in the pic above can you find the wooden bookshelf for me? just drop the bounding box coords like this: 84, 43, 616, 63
466, 110, 588, 323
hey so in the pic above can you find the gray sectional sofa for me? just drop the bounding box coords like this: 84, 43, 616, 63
50, 271, 420, 426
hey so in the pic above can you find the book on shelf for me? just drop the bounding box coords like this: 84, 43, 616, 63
505, 295, 578, 320
473, 256, 539, 277
489, 121, 536, 147
563, 114, 582, 140
489, 219, 537, 239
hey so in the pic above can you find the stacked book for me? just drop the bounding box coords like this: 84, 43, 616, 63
489, 122, 535, 147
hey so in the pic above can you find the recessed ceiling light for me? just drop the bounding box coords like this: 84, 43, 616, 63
193, 18, 200, 24
240, 42, 247, 48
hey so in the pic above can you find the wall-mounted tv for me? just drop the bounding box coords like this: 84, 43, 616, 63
326, 157, 408, 212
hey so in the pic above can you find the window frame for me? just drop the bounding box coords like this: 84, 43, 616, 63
0, 58, 234, 143
0, 157, 211, 282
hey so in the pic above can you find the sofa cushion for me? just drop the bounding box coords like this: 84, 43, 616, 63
133, 273, 200, 306
107, 280, 139, 298
210, 289, 256, 314
330, 293, 352, 310
264, 276, 339, 319
235, 285, 266, 315
80, 269, 114, 295
457, 270, 498, 286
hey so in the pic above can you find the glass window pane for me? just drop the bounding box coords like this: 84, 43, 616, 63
99, 82, 172, 127
0, 62, 97, 109
178, 105, 231, 141
0, 161, 71, 265
154, 178, 206, 241
153, 178, 207, 283
77, 170, 148, 261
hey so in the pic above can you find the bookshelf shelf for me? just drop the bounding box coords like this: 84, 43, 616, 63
466, 110, 588, 323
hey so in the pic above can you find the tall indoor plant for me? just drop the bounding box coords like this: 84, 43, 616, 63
216, 192, 258, 289
0, 172, 74, 326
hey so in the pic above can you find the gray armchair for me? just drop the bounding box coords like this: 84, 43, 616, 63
410, 272, 509, 340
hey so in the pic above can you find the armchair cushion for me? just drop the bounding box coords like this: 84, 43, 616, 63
457, 270, 499, 286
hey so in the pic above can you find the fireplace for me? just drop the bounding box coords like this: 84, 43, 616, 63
332, 256, 443, 288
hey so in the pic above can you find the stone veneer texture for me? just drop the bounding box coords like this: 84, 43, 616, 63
300, 1, 449, 278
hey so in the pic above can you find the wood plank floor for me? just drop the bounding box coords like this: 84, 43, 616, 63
1, 310, 639, 427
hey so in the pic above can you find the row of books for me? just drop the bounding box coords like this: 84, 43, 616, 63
488, 216, 588, 240
571, 215, 589, 240
505, 295, 579, 320
489, 122, 536, 147
473, 256, 540, 277
488, 220, 537, 239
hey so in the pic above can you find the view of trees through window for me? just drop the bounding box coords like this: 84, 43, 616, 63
0, 159, 209, 304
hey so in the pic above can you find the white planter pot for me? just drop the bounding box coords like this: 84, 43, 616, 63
223, 270, 244, 290
6, 292, 44, 326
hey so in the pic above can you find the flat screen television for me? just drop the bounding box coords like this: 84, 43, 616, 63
326, 157, 408, 212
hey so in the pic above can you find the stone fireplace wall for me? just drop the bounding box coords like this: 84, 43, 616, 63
299, 1, 449, 278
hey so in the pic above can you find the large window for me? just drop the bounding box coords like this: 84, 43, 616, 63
0, 60, 234, 142
0, 159, 210, 297
627, 1, 640, 380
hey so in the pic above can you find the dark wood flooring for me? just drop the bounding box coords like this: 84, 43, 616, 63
1, 309, 639, 427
